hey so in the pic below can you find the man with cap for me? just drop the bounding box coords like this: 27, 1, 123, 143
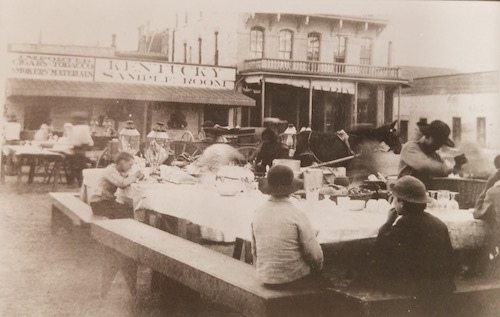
398, 120, 467, 187
252, 165, 324, 287
376, 176, 455, 315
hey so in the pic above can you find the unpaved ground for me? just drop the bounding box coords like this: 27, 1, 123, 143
0, 177, 238, 317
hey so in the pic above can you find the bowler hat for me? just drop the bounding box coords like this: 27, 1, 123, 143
259, 165, 303, 196
419, 120, 455, 147
390, 176, 432, 204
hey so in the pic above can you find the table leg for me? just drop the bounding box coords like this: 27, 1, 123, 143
0, 154, 5, 183
52, 160, 61, 191
28, 159, 36, 183
233, 238, 244, 260
17, 159, 23, 183
244, 240, 253, 264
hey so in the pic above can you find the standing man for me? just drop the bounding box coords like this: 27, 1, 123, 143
376, 175, 456, 316
67, 112, 94, 186
398, 120, 467, 187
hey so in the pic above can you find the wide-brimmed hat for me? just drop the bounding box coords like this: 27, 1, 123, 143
419, 120, 455, 147
390, 175, 432, 204
259, 165, 303, 196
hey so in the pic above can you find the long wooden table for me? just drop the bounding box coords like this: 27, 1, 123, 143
127, 182, 487, 250
2, 145, 65, 189
79, 168, 488, 268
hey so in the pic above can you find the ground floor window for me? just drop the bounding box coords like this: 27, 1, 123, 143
452, 117, 461, 144
477, 117, 486, 146
400, 120, 408, 143
203, 107, 228, 126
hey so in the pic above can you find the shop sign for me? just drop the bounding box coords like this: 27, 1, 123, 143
94, 58, 236, 89
7, 53, 94, 81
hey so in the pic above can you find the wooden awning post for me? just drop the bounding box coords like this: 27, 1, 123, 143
397, 84, 401, 129
261, 77, 266, 126
308, 79, 313, 128
353, 82, 358, 126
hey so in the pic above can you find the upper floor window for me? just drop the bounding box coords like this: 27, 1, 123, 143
279, 30, 293, 60
250, 27, 264, 59
307, 33, 320, 61
334, 36, 347, 63
360, 38, 372, 65
198, 38, 202, 64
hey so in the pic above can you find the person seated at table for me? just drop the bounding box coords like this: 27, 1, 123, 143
398, 120, 467, 187
475, 155, 500, 217
375, 175, 455, 315
89, 152, 143, 219
252, 165, 324, 288
254, 128, 289, 173
57, 123, 73, 144
34, 123, 49, 141
474, 155, 500, 272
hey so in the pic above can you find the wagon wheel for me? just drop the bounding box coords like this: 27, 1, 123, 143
96, 148, 110, 168
237, 146, 259, 163
180, 131, 195, 142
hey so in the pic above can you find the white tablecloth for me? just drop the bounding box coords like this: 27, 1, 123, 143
129, 182, 487, 249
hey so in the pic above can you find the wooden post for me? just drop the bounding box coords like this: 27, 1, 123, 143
376, 85, 385, 126
143, 102, 149, 141
397, 84, 401, 129
296, 93, 300, 128
308, 79, 313, 128
353, 82, 358, 126
261, 77, 266, 126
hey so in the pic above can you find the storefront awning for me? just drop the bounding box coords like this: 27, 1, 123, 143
244, 75, 355, 94
6, 78, 255, 107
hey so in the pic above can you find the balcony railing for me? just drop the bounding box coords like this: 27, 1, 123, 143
243, 58, 402, 79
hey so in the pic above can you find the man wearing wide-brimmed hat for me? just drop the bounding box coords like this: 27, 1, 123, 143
398, 120, 467, 187
252, 165, 323, 287
376, 176, 455, 315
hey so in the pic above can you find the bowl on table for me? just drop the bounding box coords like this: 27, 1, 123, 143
348, 200, 366, 211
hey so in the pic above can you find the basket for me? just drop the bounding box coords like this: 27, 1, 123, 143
428, 177, 487, 209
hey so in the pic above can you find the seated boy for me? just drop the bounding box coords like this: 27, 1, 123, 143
375, 176, 455, 315
89, 152, 143, 219
251, 165, 324, 287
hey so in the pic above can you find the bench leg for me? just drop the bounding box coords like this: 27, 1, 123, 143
101, 246, 137, 297
51, 205, 73, 234
159, 276, 201, 315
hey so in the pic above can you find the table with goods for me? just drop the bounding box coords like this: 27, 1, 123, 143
81, 158, 487, 253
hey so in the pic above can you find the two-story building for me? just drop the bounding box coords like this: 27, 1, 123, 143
173, 12, 409, 131
4, 40, 254, 141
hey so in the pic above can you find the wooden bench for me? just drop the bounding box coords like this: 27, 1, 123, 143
49, 192, 107, 234
91, 219, 327, 317
327, 277, 500, 317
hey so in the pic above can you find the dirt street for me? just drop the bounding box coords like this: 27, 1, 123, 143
0, 178, 237, 317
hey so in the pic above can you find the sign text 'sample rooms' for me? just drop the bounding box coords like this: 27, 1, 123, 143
7, 53, 237, 89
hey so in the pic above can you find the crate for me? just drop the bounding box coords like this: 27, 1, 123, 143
428, 178, 487, 209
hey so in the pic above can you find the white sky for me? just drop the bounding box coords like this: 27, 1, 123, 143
0, 0, 499, 72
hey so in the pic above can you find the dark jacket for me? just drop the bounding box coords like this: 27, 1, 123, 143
376, 210, 456, 295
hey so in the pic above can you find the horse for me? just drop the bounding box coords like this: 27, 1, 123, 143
294, 121, 402, 167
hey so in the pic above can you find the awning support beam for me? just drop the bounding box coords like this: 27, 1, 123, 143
308, 79, 313, 128
261, 77, 266, 126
